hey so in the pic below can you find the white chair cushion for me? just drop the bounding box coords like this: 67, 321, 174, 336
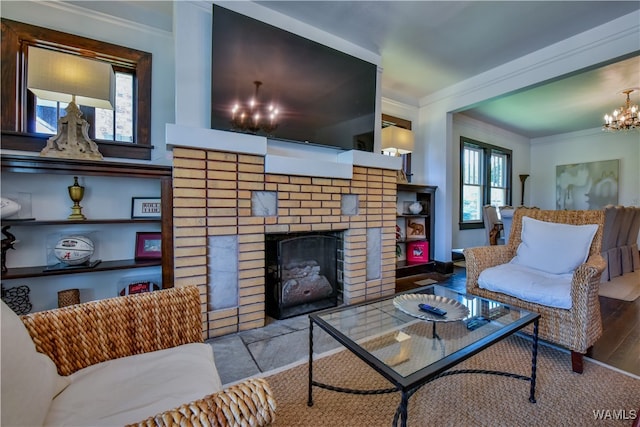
45, 343, 223, 426
1, 301, 70, 427
478, 263, 573, 309
511, 216, 598, 275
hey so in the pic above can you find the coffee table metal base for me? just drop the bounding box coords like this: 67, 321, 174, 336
307, 318, 539, 427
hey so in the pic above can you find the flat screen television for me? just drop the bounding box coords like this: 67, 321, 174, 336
210, 5, 377, 152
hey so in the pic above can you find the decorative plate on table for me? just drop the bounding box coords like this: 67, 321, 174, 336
393, 294, 470, 322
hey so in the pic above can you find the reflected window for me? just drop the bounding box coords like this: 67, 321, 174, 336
33, 72, 134, 143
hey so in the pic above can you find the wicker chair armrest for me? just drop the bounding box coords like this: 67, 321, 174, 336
21, 286, 203, 376
129, 378, 277, 427
463, 245, 515, 291
570, 253, 606, 310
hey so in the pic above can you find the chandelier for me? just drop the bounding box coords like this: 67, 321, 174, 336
602, 89, 639, 132
230, 81, 279, 135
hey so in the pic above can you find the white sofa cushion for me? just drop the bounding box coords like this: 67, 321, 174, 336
511, 216, 598, 275
45, 342, 223, 426
478, 263, 573, 309
1, 301, 70, 427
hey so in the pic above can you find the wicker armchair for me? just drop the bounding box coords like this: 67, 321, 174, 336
464, 208, 606, 373
19, 286, 276, 426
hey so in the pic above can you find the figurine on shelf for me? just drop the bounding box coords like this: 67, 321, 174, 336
409, 201, 423, 214
1, 226, 18, 273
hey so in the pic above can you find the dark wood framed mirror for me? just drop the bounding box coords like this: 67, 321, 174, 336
1, 18, 152, 160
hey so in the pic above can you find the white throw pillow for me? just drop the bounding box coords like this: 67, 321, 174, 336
511, 216, 598, 275
1, 301, 69, 427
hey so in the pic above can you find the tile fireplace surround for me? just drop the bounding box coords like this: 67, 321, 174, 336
168, 126, 400, 338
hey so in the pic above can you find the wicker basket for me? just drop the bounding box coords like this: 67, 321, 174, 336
57, 288, 80, 307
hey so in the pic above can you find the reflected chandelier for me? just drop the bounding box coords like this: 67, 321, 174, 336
602, 89, 639, 132
230, 81, 279, 135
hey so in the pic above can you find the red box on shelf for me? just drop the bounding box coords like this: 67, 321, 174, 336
406, 241, 429, 263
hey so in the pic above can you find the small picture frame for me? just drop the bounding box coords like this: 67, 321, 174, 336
405, 217, 426, 239
131, 197, 161, 219
407, 241, 429, 263
135, 232, 162, 259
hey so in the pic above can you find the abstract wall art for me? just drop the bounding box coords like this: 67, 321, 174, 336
556, 159, 619, 210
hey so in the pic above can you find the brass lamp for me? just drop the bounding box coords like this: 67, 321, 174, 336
27, 46, 115, 160
381, 125, 415, 183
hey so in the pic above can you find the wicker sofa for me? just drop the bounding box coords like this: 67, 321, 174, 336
1, 285, 276, 426
464, 208, 606, 373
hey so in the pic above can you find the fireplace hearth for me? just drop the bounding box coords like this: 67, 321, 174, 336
265, 232, 342, 319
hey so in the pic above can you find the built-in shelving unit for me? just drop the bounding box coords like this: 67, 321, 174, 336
395, 183, 437, 278
1, 154, 173, 289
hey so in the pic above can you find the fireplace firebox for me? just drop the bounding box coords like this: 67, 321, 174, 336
265, 232, 341, 319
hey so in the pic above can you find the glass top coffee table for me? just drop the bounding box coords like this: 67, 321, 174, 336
307, 284, 540, 427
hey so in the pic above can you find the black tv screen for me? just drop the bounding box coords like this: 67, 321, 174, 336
211, 5, 377, 152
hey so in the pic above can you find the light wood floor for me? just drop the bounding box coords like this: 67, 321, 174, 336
591, 294, 640, 376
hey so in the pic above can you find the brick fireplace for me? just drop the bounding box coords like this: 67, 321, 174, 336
169, 129, 399, 338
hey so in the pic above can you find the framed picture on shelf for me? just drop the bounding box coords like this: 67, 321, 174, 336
131, 197, 161, 219
135, 232, 162, 259
118, 273, 162, 296
405, 217, 426, 239
407, 241, 429, 263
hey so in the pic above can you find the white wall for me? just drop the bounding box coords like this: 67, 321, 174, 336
452, 114, 531, 250
531, 126, 640, 248
530, 128, 640, 209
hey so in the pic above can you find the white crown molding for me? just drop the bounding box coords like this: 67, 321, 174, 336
9, 0, 172, 40
454, 113, 530, 143
530, 126, 617, 145
419, 10, 640, 111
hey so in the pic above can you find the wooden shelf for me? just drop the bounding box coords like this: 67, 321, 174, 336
1, 153, 174, 286
397, 238, 429, 243
396, 260, 436, 278
1, 154, 171, 178
395, 183, 437, 278
2, 219, 160, 226
1, 259, 161, 279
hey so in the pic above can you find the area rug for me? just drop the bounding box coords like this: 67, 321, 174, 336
599, 270, 640, 301
413, 278, 438, 286
262, 335, 639, 426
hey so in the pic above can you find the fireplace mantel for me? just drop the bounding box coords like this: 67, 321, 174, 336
166, 123, 401, 179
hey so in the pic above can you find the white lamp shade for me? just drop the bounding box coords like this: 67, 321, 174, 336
381, 126, 415, 155
27, 46, 115, 110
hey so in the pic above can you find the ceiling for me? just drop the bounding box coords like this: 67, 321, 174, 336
255, 1, 640, 138
72, 1, 640, 138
